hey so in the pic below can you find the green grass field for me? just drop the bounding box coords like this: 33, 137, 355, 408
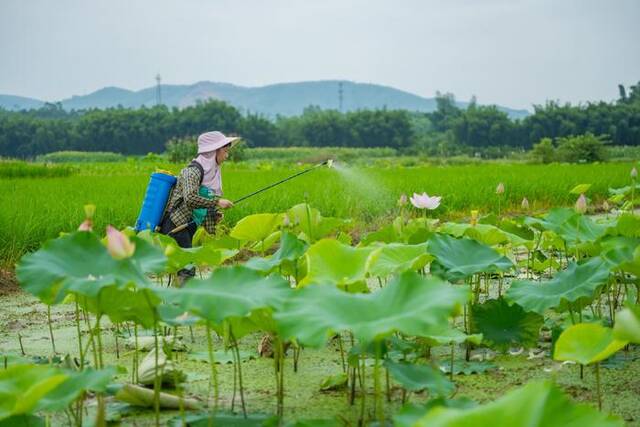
0, 159, 636, 267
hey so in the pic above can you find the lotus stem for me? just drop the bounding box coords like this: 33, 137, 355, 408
18, 333, 25, 356
358, 355, 366, 426
278, 338, 285, 418
152, 322, 160, 427
374, 343, 383, 424
47, 305, 56, 354
74, 301, 84, 370
133, 324, 139, 383
205, 323, 219, 416
385, 366, 391, 403
338, 334, 346, 373
305, 203, 314, 242
450, 342, 455, 381
595, 362, 602, 410
230, 327, 247, 418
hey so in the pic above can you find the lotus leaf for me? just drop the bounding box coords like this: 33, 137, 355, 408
527, 208, 606, 245
245, 231, 308, 274
506, 257, 609, 315
385, 361, 454, 396
230, 213, 283, 242
158, 266, 291, 326
414, 380, 624, 427
614, 305, 640, 343
275, 271, 469, 347
471, 298, 543, 351
298, 238, 375, 288
554, 323, 628, 365
427, 234, 513, 282
16, 231, 162, 304
0, 365, 115, 420
366, 242, 433, 278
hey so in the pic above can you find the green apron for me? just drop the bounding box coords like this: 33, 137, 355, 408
192, 186, 214, 226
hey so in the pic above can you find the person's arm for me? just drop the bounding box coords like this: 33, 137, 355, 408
181, 167, 218, 210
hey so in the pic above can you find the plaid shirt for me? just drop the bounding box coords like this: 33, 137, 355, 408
166, 165, 219, 234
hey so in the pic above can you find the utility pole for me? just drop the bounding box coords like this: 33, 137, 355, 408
155, 74, 162, 106
338, 81, 344, 113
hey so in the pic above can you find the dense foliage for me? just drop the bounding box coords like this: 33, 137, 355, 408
0, 82, 639, 159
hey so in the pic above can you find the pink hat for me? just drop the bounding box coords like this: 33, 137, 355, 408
197, 131, 240, 154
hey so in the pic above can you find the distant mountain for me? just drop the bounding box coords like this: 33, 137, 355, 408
0, 94, 45, 110
0, 80, 530, 119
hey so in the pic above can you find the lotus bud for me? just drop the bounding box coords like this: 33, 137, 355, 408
78, 219, 92, 232
602, 201, 610, 212
575, 194, 587, 214
496, 183, 505, 195
521, 197, 529, 211
632, 167, 638, 179
84, 204, 96, 220
106, 225, 136, 259
398, 194, 408, 207
283, 214, 291, 227
470, 210, 479, 226
164, 244, 177, 257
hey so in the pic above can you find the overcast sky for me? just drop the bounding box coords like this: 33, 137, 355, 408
1, 0, 638, 110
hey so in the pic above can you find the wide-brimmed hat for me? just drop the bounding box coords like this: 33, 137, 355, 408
197, 131, 240, 154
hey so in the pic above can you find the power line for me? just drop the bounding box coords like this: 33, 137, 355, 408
155, 74, 162, 106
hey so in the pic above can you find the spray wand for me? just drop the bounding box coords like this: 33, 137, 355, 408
168, 159, 333, 235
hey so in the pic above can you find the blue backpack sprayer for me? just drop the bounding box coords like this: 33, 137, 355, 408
134, 159, 333, 233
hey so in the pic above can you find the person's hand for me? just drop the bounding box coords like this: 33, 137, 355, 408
216, 198, 234, 209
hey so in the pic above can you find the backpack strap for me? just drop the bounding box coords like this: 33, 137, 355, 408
163, 161, 205, 225
188, 160, 205, 185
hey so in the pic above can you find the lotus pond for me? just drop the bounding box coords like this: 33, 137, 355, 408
1, 178, 640, 426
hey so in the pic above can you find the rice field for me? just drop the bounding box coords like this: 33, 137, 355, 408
0, 160, 636, 267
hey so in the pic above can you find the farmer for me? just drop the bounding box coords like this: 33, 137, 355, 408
160, 131, 238, 285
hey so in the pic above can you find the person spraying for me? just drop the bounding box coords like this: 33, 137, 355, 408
159, 131, 238, 285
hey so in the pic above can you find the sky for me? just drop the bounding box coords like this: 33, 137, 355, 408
1, 0, 638, 110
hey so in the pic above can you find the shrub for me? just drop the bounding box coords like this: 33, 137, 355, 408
556, 133, 609, 163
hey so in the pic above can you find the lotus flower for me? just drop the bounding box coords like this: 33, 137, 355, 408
397, 194, 408, 207
632, 167, 638, 179
410, 192, 441, 210
106, 225, 135, 259
496, 183, 505, 195
575, 194, 587, 214
78, 204, 96, 231
521, 197, 530, 211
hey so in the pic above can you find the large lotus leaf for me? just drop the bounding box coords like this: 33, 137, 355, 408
16, 231, 160, 305
33, 367, 115, 412
440, 223, 512, 246
78, 284, 160, 328
385, 361, 454, 396
286, 203, 349, 242
0, 365, 115, 420
245, 231, 308, 274
366, 242, 433, 278
299, 239, 375, 288
422, 326, 483, 346
554, 323, 628, 365
229, 213, 283, 242
605, 213, 640, 238
165, 243, 238, 272
415, 380, 624, 427
506, 257, 609, 315
0, 415, 44, 427
276, 271, 469, 347
427, 234, 513, 282
361, 223, 401, 245
528, 208, 606, 245
471, 298, 543, 351
394, 399, 477, 427
599, 236, 640, 271
614, 305, 640, 343
158, 266, 291, 326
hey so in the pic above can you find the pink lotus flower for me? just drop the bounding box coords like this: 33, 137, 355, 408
106, 225, 135, 259
575, 194, 587, 214
410, 192, 441, 210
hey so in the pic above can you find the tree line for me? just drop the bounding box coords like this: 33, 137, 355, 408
0, 81, 638, 159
